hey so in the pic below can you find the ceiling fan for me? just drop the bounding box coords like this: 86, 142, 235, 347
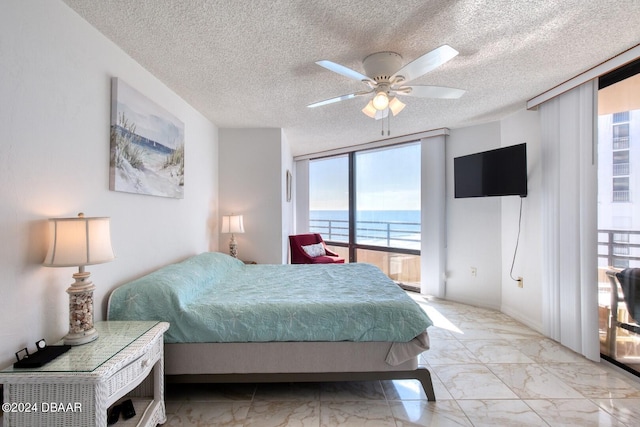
308, 45, 465, 120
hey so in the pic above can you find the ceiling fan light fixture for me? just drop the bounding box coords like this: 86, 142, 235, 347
362, 100, 388, 120
372, 91, 389, 110
389, 97, 405, 116
312, 45, 464, 125
362, 100, 377, 118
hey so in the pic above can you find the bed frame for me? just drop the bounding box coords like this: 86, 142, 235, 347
164, 341, 436, 401
106, 253, 436, 400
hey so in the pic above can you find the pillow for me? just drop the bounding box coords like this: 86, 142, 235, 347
301, 242, 326, 258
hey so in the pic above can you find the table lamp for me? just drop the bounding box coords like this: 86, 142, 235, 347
221, 214, 244, 258
43, 213, 115, 345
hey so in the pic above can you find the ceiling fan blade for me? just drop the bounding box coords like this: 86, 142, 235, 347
391, 45, 459, 83
400, 85, 465, 99
316, 60, 372, 82
307, 91, 371, 108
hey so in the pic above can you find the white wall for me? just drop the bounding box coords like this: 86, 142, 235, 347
281, 131, 294, 262
445, 111, 543, 330
218, 128, 291, 264
500, 109, 543, 331
446, 122, 503, 310
0, 0, 218, 368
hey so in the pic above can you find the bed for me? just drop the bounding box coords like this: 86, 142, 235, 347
107, 252, 436, 400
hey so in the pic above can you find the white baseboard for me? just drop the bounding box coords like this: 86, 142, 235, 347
500, 304, 544, 334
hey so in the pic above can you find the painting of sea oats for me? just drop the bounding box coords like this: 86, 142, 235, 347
110, 78, 185, 198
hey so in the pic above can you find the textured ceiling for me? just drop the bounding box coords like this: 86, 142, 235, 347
62, 0, 640, 156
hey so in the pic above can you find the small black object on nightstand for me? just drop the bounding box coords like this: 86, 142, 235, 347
107, 403, 121, 425
121, 399, 136, 419
107, 399, 136, 424
13, 340, 71, 369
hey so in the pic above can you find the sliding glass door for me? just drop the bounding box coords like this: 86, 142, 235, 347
308, 142, 421, 289
597, 59, 640, 375
354, 143, 421, 289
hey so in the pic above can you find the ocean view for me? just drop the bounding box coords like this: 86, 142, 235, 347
310, 210, 421, 250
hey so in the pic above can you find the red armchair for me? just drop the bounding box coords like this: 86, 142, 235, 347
289, 233, 345, 264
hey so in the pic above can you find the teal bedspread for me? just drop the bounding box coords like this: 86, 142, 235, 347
108, 252, 432, 344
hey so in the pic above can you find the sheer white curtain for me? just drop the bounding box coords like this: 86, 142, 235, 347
421, 135, 446, 297
293, 159, 310, 234
540, 80, 599, 361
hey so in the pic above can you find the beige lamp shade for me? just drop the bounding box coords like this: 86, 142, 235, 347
221, 215, 245, 234
44, 214, 115, 267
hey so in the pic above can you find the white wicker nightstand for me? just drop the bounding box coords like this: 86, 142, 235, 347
0, 321, 169, 427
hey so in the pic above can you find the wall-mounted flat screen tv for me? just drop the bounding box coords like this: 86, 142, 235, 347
454, 143, 527, 198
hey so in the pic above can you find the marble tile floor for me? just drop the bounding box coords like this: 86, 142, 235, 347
163, 296, 640, 426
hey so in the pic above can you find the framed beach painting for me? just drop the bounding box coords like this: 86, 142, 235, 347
109, 78, 185, 198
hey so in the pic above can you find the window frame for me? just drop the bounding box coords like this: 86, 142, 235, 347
309, 141, 421, 263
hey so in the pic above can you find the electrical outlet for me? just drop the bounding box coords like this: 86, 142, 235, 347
517, 277, 524, 288
471, 267, 477, 277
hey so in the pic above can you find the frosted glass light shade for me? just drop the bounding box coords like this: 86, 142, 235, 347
221, 215, 245, 234
362, 100, 377, 118
389, 97, 406, 116
44, 214, 115, 267
372, 91, 389, 110
362, 101, 388, 120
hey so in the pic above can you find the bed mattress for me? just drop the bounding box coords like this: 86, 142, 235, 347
108, 252, 432, 344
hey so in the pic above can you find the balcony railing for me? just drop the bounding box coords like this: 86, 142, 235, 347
613, 111, 630, 123
613, 137, 629, 150
613, 163, 630, 176
309, 219, 349, 242
598, 229, 640, 268
310, 218, 420, 250
613, 190, 630, 202
313, 217, 422, 289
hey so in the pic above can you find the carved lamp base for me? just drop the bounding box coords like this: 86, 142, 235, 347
64, 270, 98, 346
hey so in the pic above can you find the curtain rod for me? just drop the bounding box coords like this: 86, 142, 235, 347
527, 43, 640, 109
294, 128, 449, 161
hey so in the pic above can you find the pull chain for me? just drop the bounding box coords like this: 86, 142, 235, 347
387, 110, 391, 136
380, 109, 392, 136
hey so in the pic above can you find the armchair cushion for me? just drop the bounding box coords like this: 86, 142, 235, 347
301, 242, 326, 258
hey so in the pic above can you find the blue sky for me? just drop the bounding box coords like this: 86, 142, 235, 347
309, 142, 421, 211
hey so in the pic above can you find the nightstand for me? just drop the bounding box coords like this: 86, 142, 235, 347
0, 321, 169, 427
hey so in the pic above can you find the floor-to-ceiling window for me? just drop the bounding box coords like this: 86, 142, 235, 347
308, 154, 349, 245
309, 142, 421, 289
597, 58, 640, 376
